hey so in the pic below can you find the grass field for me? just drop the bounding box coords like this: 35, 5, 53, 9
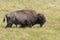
0, 0, 60, 40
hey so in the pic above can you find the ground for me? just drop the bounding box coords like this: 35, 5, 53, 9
0, 0, 60, 40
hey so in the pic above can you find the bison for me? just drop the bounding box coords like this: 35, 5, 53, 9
3, 10, 46, 28
34, 13, 46, 27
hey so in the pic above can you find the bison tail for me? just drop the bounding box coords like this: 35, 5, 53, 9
3, 18, 5, 22
3, 15, 6, 22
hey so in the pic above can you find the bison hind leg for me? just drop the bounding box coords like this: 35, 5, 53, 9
5, 23, 13, 28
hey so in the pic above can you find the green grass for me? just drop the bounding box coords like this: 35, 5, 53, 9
0, 0, 60, 40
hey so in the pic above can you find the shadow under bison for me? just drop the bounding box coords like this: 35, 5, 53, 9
3, 10, 46, 28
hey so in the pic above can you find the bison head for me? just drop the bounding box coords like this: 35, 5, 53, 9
36, 13, 46, 27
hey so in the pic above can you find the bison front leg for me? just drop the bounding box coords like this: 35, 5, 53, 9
28, 24, 33, 28
28, 22, 33, 28
20, 23, 27, 28
6, 23, 13, 28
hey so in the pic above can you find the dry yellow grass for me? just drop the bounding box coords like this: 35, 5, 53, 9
0, 0, 60, 40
